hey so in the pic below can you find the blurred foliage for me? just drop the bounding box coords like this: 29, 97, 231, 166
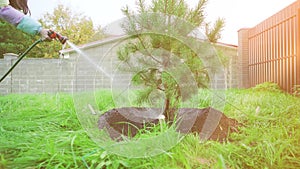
0, 19, 41, 58
205, 17, 225, 43
38, 4, 105, 58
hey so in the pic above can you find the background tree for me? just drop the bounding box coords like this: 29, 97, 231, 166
0, 19, 37, 58
118, 0, 225, 121
38, 4, 105, 58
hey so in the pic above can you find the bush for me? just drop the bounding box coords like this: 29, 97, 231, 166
252, 82, 282, 92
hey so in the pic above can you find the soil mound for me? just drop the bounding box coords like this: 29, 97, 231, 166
98, 107, 239, 142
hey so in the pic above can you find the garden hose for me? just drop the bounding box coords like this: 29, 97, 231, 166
0, 39, 43, 83
0, 30, 68, 83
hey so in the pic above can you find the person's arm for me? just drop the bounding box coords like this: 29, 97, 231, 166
0, 5, 42, 35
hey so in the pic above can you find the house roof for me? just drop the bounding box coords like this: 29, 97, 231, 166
214, 42, 238, 49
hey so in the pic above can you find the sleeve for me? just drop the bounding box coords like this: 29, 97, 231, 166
0, 5, 24, 26
0, 5, 42, 36
17, 15, 42, 35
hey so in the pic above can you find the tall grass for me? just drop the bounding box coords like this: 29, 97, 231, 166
0, 85, 300, 168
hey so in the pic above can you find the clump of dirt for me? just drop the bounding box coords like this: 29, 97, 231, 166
98, 107, 240, 142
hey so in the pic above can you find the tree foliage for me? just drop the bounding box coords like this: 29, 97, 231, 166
205, 17, 225, 43
0, 19, 39, 58
118, 0, 224, 121
38, 4, 105, 58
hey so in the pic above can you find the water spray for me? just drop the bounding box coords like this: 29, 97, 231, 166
0, 30, 68, 83
66, 41, 113, 81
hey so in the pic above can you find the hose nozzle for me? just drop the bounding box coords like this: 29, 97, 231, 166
48, 30, 68, 44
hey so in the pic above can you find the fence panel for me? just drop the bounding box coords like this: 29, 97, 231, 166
241, 0, 300, 92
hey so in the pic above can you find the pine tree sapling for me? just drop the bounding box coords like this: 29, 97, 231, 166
117, 0, 224, 122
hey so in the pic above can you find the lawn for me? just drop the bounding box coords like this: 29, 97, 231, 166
0, 83, 300, 169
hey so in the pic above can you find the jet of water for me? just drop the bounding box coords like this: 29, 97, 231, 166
66, 41, 113, 81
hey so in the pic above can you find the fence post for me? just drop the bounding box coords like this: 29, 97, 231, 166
297, 8, 300, 88
3, 53, 18, 94
238, 28, 250, 88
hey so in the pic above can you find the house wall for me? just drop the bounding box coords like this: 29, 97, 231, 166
214, 44, 239, 89
70, 38, 132, 92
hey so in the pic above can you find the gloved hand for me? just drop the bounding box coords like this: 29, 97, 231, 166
39, 29, 52, 41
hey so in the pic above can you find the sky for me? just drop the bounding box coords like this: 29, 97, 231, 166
28, 0, 297, 45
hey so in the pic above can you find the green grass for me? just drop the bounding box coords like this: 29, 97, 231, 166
0, 84, 300, 169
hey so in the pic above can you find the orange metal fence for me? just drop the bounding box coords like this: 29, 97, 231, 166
240, 0, 300, 92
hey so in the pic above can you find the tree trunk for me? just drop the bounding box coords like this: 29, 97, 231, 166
163, 97, 173, 122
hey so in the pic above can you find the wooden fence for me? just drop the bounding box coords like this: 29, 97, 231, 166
238, 0, 300, 92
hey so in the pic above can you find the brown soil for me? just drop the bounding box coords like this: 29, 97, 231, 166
98, 107, 240, 142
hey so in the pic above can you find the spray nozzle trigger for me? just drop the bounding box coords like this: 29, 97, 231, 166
47, 30, 68, 44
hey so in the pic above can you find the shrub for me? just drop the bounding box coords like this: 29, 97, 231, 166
252, 82, 282, 93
